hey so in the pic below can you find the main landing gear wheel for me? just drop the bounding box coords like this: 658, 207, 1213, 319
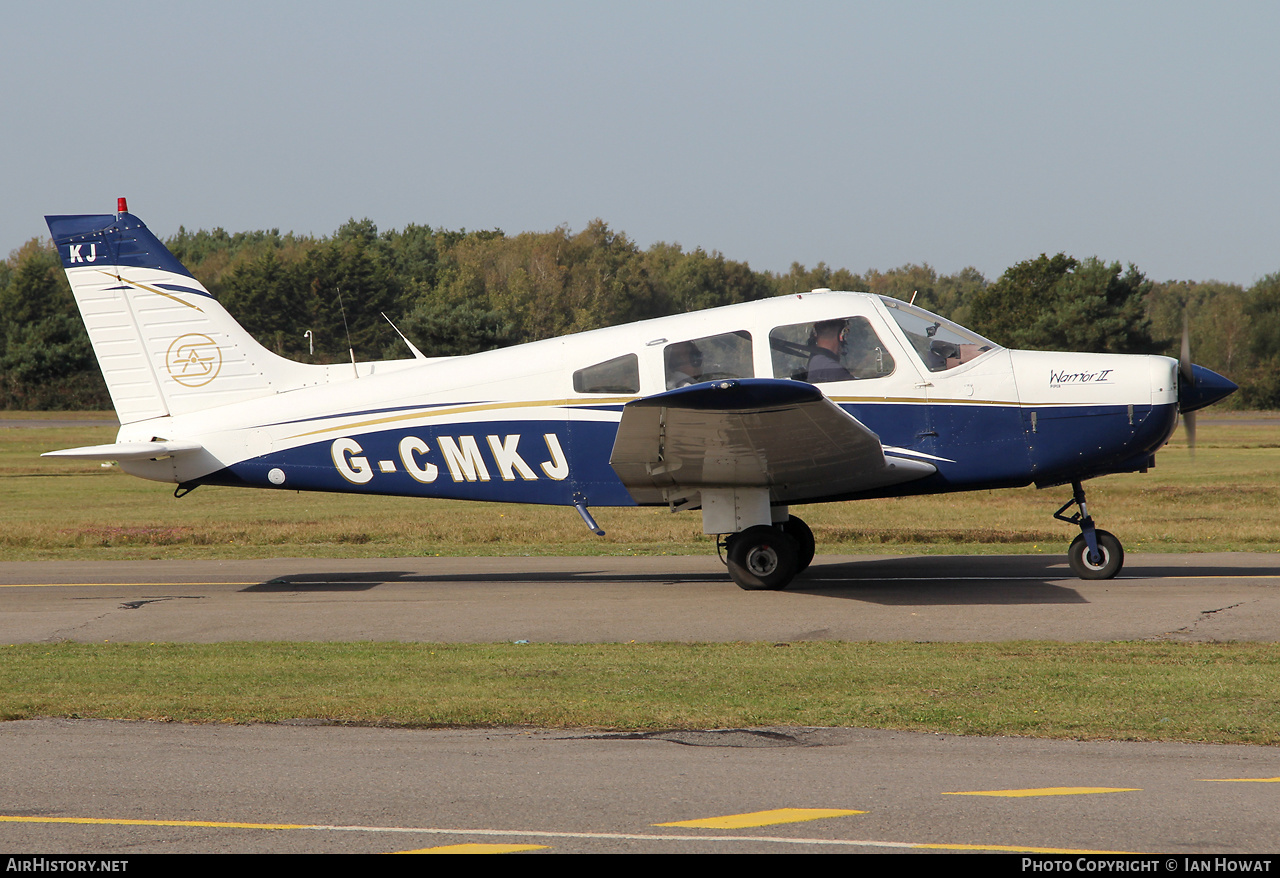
779, 515, 815, 572
726, 525, 799, 591
1068, 529, 1123, 580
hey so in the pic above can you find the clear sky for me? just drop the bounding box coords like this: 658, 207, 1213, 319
5, 1, 1277, 286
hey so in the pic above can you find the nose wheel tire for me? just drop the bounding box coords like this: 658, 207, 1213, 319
726, 525, 799, 591
1068, 530, 1123, 580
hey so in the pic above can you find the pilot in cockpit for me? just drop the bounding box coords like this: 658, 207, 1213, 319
806, 319, 853, 383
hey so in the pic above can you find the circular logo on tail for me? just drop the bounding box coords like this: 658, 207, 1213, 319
165, 334, 222, 387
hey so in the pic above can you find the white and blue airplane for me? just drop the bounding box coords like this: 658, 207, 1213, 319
43, 201, 1237, 590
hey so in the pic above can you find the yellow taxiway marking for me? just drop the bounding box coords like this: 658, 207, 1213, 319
1141, 575, 1280, 581
0, 815, 312, 830
0, 814, 1141, 854
398, 843, 547, 854
656, 808, 865, 829
0, 582, 262, 589
917, 843, 1139, 853
1200, 777, 1280, 783
944, 787, 1141, 798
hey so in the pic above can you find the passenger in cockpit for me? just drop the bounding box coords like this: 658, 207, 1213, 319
666, 340, 704, 389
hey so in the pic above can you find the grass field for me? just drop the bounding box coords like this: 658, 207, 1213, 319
2, 411, 1280, 560
3, 410, 1280, 743
5, 641, 1280, 745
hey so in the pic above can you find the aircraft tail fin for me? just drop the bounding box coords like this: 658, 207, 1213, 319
46, 201, 315, 424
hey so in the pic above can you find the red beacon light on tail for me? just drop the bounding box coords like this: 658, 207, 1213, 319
117, 197, 128, 216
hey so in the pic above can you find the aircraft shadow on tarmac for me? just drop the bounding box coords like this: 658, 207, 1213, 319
243, 576, 389, 593
237, 554, 1280, 607
241, 569, 724, 591
788, 556, 1088, 605
237, 557, 1088, 607
793, 555, 1280, 604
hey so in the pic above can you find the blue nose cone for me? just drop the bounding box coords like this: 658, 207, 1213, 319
1178, 364, 1238, 414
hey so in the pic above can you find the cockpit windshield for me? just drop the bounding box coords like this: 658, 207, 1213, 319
879, 296, 1000, 373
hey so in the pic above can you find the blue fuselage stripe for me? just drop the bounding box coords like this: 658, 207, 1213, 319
196, 400, 1180, 508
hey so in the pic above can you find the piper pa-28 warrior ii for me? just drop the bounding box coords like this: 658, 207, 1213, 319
44, 201, 1238, 590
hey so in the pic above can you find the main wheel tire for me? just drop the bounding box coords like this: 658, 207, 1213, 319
1068, 529, 1124, 580
780, 515, 815, 572
726, 525, 799, 591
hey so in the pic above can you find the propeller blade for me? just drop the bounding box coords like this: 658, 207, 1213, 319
1175, 310, 1239, 455
1180, 312, 1194, 383
1181, 313, 1195, 457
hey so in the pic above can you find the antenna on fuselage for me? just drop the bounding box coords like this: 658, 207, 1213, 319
909, 290, 918, 306
382, 312, 427, 361
337, 287, 358, 378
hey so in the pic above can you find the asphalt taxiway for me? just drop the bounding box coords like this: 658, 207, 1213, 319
4, 720, 1280, 853
4, 552, 1280, 854
2, 552, 1279, 644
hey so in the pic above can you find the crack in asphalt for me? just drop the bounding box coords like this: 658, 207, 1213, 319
577, 728, 808, 748
1164, 601, 1249, 639
119, 596, 206, 610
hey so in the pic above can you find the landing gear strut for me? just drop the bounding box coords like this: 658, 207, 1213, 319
1054, 481, 1124, 580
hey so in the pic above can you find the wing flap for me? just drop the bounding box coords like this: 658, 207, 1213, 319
609, 379, 934, 505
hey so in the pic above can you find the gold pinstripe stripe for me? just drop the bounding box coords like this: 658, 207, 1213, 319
282, 393, 1128, 442
97, 271, 204, 312
284, 397, 638, 441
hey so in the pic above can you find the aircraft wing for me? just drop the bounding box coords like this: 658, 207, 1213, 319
608, 378, 935, 506
41, 440, 204, 462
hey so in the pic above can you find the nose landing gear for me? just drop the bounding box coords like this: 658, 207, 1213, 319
1054, 481, 1124, 579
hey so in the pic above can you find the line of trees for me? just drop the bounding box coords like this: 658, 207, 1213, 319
2, 218, 1277, 409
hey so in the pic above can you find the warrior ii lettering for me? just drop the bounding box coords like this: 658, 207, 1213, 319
1050, 368, 1114, 388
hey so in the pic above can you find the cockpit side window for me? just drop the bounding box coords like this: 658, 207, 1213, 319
880, 297, 999, 373
664, 331, 753, 389
573, 353, 640, 394
769, 316, 895, 383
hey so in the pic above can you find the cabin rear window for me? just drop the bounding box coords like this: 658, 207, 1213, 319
664, 331, 754, 389
573, 354, 640, 394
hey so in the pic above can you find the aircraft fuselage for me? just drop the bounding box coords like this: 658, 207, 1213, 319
112, 291, 1180, 506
